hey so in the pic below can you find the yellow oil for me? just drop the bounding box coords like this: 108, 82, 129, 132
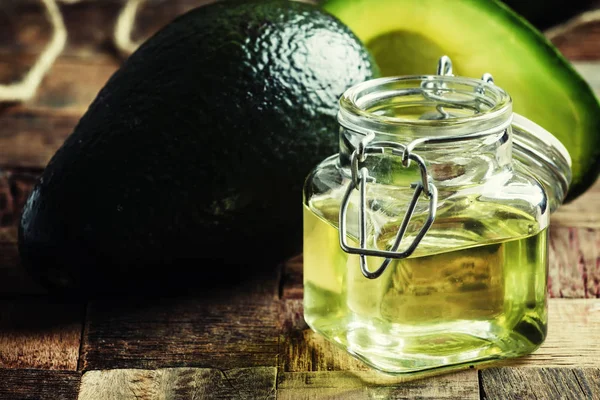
303, 201, 548, 375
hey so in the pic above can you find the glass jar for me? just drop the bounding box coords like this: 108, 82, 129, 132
302, 57, 571, 377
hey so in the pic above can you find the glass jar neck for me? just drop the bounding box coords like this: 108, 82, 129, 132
339, 126, 513, 187
337, 76, 514, 188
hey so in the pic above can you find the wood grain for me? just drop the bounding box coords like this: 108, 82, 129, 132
0, 369, 80, 400
0, 56, 117, 115
480, 367, 600, 400
81, 293, 281, 371
573, 368, 600, 398
0, 298, 84, 370
278, 261, 368, 372
0, 111, 78, 167
77, 367, 276, 400
278, 370, 479, 399
279, 328, 370, 373
553, 178, 600, 228
279, 298, 307, 334
549, 227, 600, 298
549, 179, 600, 298
76, 367, 478, 399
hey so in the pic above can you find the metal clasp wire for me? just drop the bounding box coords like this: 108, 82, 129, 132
421, 55, 495, 109
337, 122, 510, 280
338, 134, 438, 279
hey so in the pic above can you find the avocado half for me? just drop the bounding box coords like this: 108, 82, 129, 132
323, 0, 600, 200
18, 0, 378, 292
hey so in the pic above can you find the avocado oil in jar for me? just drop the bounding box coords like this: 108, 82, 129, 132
302, 58, 571, 377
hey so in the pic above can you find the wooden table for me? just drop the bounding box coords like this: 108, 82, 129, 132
1, 1, 599, 399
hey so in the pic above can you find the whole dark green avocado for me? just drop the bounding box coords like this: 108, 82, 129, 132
19, 0, 377, 292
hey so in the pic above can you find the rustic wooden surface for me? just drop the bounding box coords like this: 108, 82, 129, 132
0, 298, 83, 370
480, 368, 600, 399
1, 1, 600, 399
0, 369, 81, 400
78, 368, 277, 400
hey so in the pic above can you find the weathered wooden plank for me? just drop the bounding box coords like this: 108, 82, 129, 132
279, 298, 306, 334
279, 325, 370, 372
0, 111, 76, 167
277, 370, 479, 400
77, 367, 276, 400
553, 178, 600, 228
573, 368, 600, 398
76, 368, 476, 399
81, 291, 281, 370
548, 178, 600, 298
549, 227, 600, 298
0, 297, 84, 369
0, 56, 117, 115
0, 369, 81, 400
480, 367, 600, 400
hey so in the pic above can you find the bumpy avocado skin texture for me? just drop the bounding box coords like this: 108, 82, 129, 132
19, 0, 377, 292
323, 0, 600, 201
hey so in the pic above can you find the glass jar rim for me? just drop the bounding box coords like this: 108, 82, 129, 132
338, 75, 512, 135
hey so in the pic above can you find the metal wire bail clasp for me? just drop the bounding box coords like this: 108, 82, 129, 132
338, 134, 438, 280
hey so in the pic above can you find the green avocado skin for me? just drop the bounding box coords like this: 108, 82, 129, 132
18, 0, 377, 292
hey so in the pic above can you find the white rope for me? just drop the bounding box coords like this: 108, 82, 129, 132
58, 0, 145, 56
114, 0, 146, 57
0, 0, 151, 102
0, 0, 66, 102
